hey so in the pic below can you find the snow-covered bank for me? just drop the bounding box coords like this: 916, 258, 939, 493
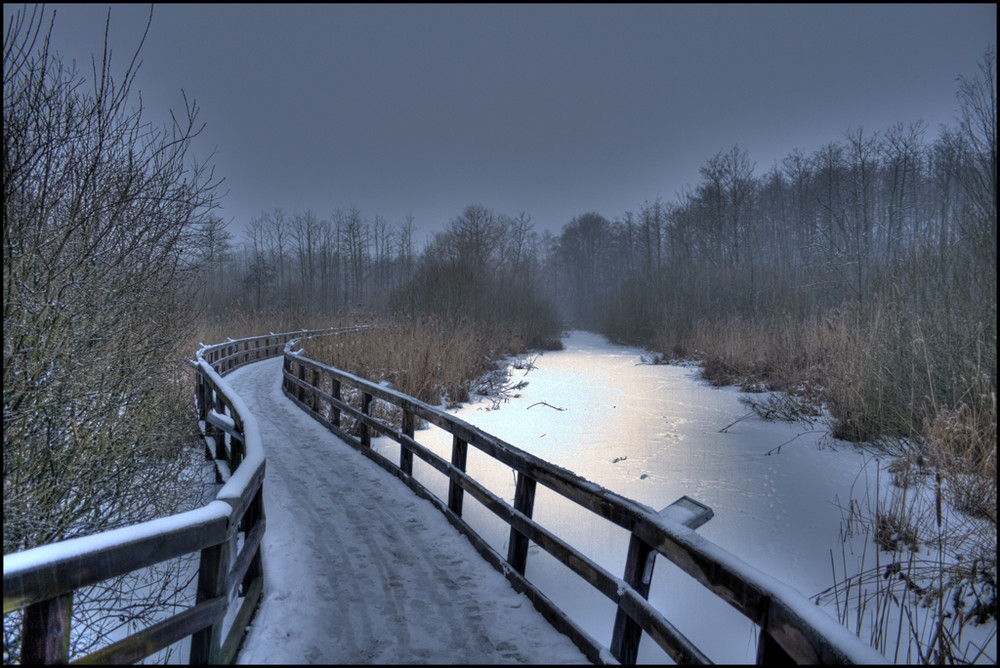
226, 357, 587, 664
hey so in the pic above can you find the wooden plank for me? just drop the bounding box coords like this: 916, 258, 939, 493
296, 362, 306, 403
4, 514, 228, 612
226, 517, 266, 597
74, 595, 226, 665
401, 411, 415, 476
190, 541, 230, 664
240, 488, 266, 593
330, 376, 342, 426
360, 392, 373, 447
220, 576, 264, 665
448, 436, 468, 516
610, 533, 655, 663
507, 473, 537, 574
309, 367, 320, 412
217, 461, 266, 538
20, 593, 71, 664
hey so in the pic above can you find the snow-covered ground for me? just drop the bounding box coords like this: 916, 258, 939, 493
227, 356, 587, 664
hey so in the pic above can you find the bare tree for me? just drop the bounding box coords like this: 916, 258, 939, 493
244, 216, 275, 311
292, 209, 323, 301
880, 121, 926, 263
262, 208, 290, 301
332, 206, 369, 305
955, 46, 997, 270
4, 5, 222, 659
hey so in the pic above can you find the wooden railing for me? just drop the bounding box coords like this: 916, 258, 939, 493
282, 332, 888, 665
4, 325, 888, 664
2, 328, 349, 664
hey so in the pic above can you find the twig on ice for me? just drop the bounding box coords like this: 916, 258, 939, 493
767, 430, 828, 455
527, 401, 566, 411
719, 411, 753, 433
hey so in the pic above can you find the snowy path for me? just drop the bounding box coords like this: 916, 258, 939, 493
227, 357, 588, 664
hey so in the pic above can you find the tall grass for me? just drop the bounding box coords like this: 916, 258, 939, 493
651, 297, 995, 457
299, 314, 557, 407
190, 307, 365, 351
649, 296, 996, 662
816, 460, 996, 663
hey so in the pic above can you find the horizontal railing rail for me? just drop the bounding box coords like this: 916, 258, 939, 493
3, 327, 353, 664
282, 332, 887, 665
4, 324, 888, 665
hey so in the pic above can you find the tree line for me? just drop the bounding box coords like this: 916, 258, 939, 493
545, 49, 994, 449
196, 47, 994, 451
199, 203, 562, 346
550, 70, 995, 347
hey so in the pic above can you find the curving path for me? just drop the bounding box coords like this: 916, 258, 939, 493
228, 357, 588, 664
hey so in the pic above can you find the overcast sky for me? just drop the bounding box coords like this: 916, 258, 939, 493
5, 3, 996, 240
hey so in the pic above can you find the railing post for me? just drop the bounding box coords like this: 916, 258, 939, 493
310, 368, 320, 413
21, 593, 72, 664
610, 533, 655, 664
296, 363, 306, 403
201, 381, 219, 452
611, 496, 714, 664
448, 436, 468, 516
360, 392, 373, 447
756, 625, 796, 665
507, 472, 537, 574
195, 370, 206, 420
190, 540, 231, 664
401, 410, 414, 476
230, 413, 244, 472
330, 375, 341, 427
215, 392, 229, 472
241, 485, 266, 596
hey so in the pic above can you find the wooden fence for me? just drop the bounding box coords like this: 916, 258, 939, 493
2, 328, 349, 664
3, 325, 887, 664
282, 332, 888, 665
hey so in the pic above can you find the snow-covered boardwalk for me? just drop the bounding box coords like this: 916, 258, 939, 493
227, 357, 588, 664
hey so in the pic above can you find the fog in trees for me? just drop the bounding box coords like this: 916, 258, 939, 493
198, 49, 996, 417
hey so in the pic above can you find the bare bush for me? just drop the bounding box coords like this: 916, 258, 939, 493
4, 6, 221, 661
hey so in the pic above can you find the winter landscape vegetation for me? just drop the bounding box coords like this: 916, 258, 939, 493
3, 4, 996, 664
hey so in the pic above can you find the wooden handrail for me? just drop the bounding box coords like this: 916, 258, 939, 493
282, 333, 888, 665
4, 325, 887, 665
2, 327, 349, 664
